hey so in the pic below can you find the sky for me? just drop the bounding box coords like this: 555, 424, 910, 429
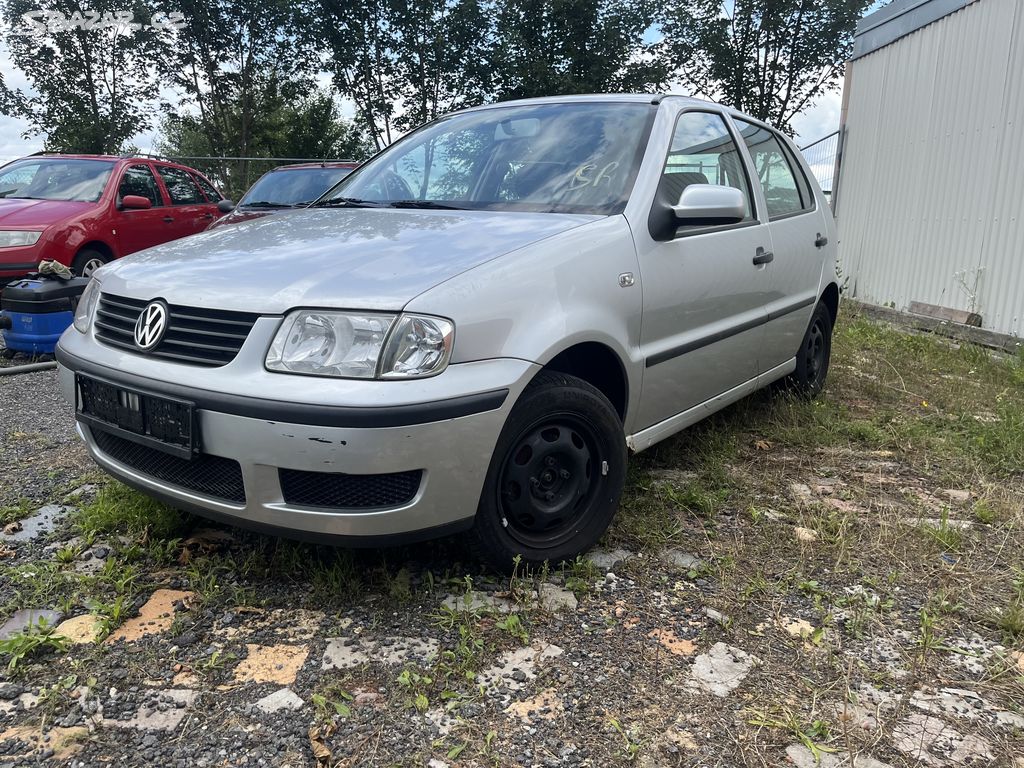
0, 10, 858, 163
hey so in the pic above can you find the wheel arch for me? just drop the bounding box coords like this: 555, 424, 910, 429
820, 281, 840, 326
76, 240, 116, 261
535, 340, 630, 422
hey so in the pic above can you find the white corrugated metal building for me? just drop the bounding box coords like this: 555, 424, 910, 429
835, 0, 1024, 336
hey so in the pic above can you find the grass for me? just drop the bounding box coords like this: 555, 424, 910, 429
0, 499, 35, 527
76, 482, 186, 540
0, 618, 70, 673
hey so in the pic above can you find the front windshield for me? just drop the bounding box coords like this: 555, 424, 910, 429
240, 166, 354, 207
0, 158, 115, 202
320, 102, 655, 214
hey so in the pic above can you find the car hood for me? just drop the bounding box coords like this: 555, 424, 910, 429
0, 198, 93, 227
97, 208, 602, 313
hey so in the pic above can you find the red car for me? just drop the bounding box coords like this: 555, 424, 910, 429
0, 154, 228, 279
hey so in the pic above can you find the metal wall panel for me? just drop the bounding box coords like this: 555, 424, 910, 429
837, 0, 1024, 335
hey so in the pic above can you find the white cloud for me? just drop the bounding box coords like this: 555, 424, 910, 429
790, 88, 843, 147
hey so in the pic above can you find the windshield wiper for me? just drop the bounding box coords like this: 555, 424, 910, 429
312, 197, 384, 208
389, 200, 464, 210
240, 201, 295, 208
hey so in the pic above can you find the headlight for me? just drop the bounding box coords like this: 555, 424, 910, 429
73, 279, 101, 333
0, 230, 42, 248
266, 311, 454, 379
379, 314, 454, 379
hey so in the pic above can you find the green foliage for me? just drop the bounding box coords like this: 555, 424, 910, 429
0, 618, 70, 673
491, 0, 666, 100
0, 499, 34, 526
76, 482, 185, 540
0, 0, 162, 151
659, 0, 873, 129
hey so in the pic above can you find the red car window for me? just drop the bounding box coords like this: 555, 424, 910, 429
118, 164, 164, 206
157, 166, 204, 205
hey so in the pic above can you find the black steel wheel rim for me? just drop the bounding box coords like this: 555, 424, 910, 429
497, 412, 605, 549
806, 319, 826, 380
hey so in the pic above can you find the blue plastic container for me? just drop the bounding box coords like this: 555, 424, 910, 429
0, 277, 90, 355
1, 309, 75, 354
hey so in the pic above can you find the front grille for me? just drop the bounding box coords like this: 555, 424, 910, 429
93, 429, 246, 504
95, 293, 259, 367
280, 468, 422, 510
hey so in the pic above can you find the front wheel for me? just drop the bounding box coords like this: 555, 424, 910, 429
71, 249, 108, 278
787, 302, 833, 397
472, 371, 627, 573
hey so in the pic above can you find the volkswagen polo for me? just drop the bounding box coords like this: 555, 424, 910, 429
56, 95, 839, 571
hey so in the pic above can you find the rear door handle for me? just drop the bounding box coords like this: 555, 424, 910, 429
162, 216, 174, 223
753, 246, 774, 266
815, 233, 829, 248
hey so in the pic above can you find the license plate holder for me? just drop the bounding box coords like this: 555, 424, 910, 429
75, 373, 198, 459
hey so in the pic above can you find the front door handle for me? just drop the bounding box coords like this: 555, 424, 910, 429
753, 246, 774, 266
815, 233, 829, 248
162, 216, 174, 223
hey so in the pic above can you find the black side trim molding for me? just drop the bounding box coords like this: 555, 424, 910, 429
646, 294, 817, 368
57, 345, 509, 428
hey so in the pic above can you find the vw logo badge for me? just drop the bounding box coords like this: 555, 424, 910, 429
134, 301, 169, 351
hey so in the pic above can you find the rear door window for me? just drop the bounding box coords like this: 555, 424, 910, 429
157, 166, 205, 205
118, 164, 163, 206
733, 120, 813, 219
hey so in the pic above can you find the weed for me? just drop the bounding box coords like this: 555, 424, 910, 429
496, 613, 529, 644
748, 706, 836, 761
396, 666, 433, 711
311, 689, 353, 721
605, 715, 642, 760
921, 510, 964, 551
0, 499, 34, 526
0, 619, 70, 672
76, 482, 185, 540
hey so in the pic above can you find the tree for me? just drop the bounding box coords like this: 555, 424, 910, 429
318, 0, 403, 151
660, 0, 872, 130
317, 0, 493, 148
390, 0, 493, 131
157, 87, 372, 198
491, 0, 667, 100
0, 0, 162, 152
152, 0, 321, 191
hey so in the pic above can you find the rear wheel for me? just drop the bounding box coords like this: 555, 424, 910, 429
473, 371, 627, 573
787, 302, 833, 396
71, 249, 107, 278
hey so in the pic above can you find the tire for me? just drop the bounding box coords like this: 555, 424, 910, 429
787, 302, 833, 397
71, 249, 108, 278
472, 371, 627, 573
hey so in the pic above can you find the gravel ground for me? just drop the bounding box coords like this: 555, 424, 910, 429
0, 314, 1022, 767
0, 367, 92, 509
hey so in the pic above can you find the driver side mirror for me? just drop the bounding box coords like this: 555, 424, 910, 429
217, 199, 235, 213
671, 184, 746, 226
120, 195, 152, 210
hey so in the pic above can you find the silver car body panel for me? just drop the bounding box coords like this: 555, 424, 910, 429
56, 94, 838, 541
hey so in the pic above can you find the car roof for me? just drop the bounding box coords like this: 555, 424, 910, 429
269, 162, 358, 171
456, 93, 718, 112
15, 153, 213, 173
18, 153, 124, 162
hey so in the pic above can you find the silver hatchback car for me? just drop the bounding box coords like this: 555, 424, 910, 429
57, 94, 838, 570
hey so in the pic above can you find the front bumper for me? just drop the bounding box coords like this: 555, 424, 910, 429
0, 243, 42, 278
56, 338, 538, 543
